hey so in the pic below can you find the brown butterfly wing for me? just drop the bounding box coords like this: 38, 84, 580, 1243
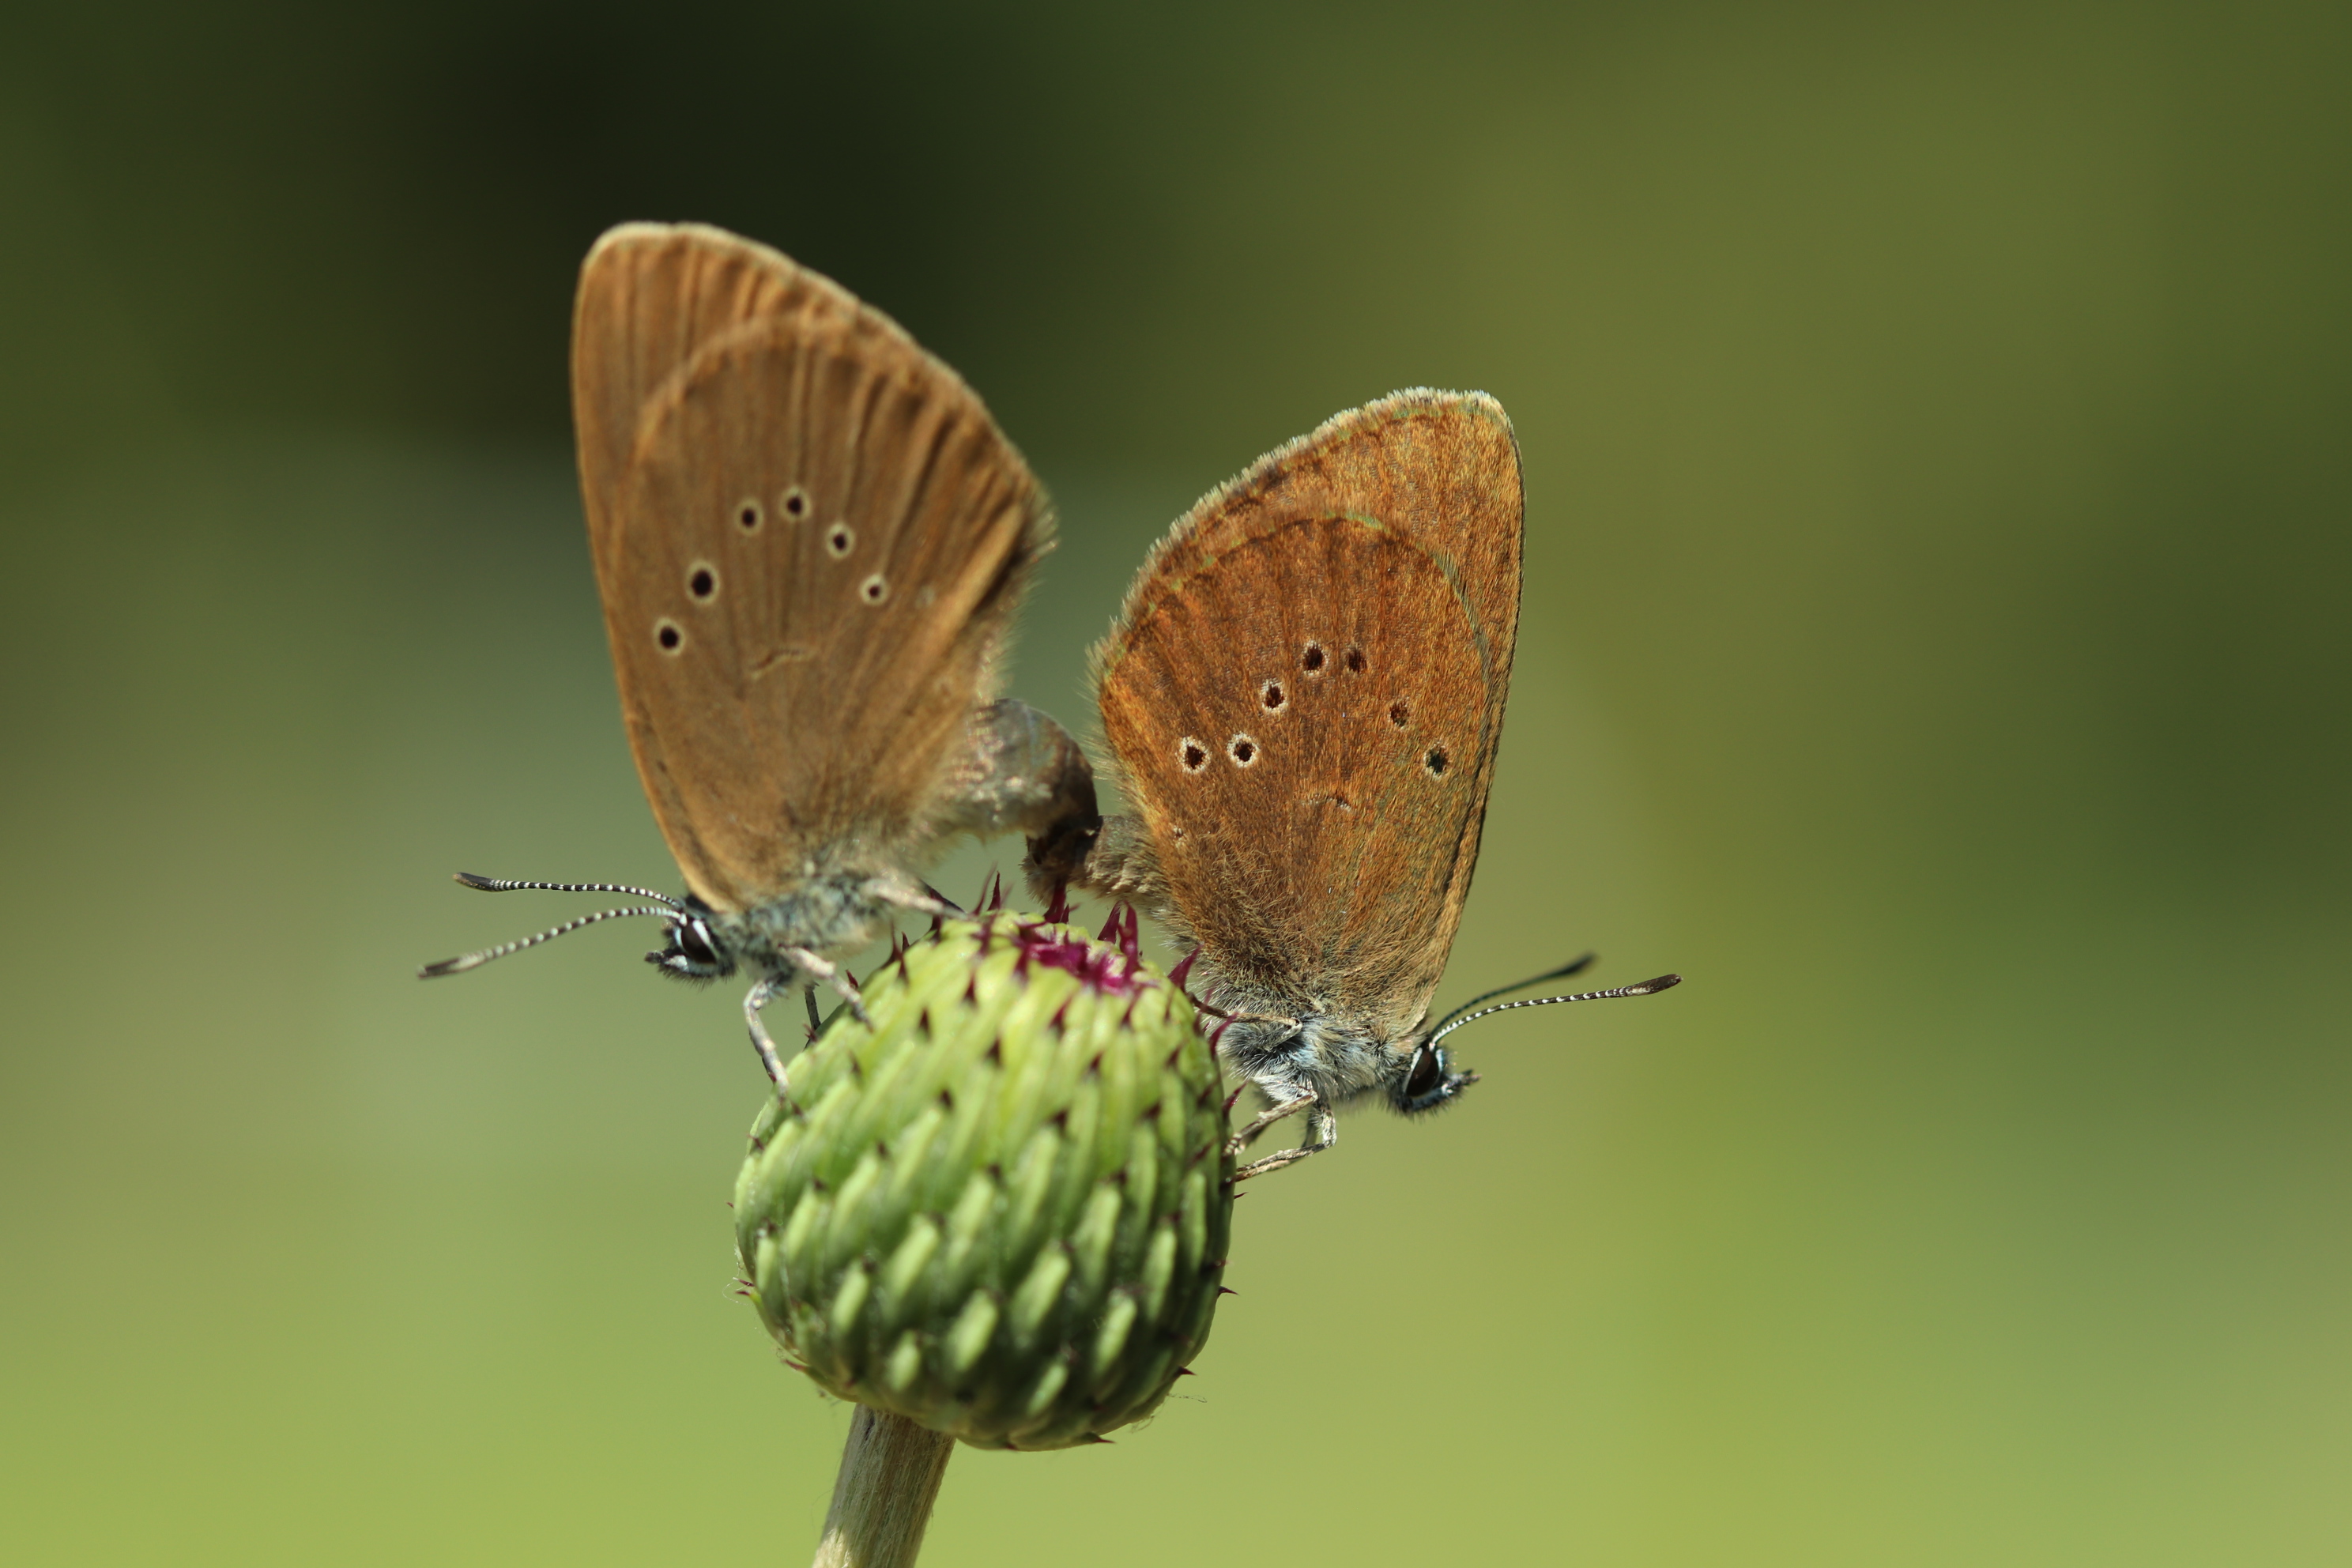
1095, 392, 1523, 1032
1117, 390, 1522, 688
1099, 517, 1494, 1038
585, 258, 1046, 913
574, 224, 862, 567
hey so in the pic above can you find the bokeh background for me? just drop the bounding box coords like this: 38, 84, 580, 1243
4, 2, 2347, 1562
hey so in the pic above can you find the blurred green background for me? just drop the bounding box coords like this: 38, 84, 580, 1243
3, 2, 2346, 1562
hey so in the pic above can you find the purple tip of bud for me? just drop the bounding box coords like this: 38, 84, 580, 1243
1168, 949, 1199, 987
1221, 1085, 1246, 1113
1005, 915, 1152, 997
1042, 882, 1073, 924
1095, 906, 1123, 944
1175, 1366, 1197, 1377
1216, 1286, 1238, 1297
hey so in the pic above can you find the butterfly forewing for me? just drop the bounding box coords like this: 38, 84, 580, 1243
1118, 390, 1522, 690
1100, 516, 1492, 1035
586, 248, 1047, 913
574, 224, 862, 564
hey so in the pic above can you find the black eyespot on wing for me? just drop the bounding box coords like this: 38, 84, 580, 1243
655, 619, 684, 653
781, 485, 808, 518
1261, 680, 1286, 710
1423, 744, 1449, 776
1389, 699, 1409, 727
1227, 734, 1258, 767
1179, 737, 1208, 772
1302, 643, 1326, 673
827, 523, 855, 556
736, 498, 763, 532
1344, 646, 1367, 674
688, 564, 718, 600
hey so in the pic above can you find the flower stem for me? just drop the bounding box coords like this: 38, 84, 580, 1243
811, 1405, 955, 1568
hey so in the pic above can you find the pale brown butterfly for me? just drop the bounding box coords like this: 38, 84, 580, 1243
1038, 390, 1677, 1176
424, 222, 1096, 1088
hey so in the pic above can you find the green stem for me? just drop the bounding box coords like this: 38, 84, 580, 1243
811, 1406, 955, 1568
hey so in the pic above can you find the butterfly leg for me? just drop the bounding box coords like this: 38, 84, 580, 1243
1231, 1102, 1338, 1182
1225, 1091, 1316, 1159
874, 882, 961, 922
783, 946, 870, 1026
743, 977, 794, 1094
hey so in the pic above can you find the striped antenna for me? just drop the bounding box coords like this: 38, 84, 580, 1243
1426, 953, 1596, 1037
1427, 972, 1681, 1046
418, 904, 678, 978
453, 872, 682, 908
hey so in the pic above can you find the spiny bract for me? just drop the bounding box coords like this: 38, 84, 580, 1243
734, 912, 1234, 1449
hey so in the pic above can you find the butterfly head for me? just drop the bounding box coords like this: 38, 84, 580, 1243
646, 895, 737, 982
1389, 1037, 1479, 1115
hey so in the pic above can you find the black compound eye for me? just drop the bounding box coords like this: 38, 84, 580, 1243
1404, 1045, 1445, 1101
678, 922, 720, 966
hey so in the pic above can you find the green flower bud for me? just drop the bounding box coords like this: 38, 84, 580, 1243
734, 914, 1234, 1450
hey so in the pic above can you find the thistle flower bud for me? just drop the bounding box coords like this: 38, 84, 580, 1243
735, 913, 1234, 1450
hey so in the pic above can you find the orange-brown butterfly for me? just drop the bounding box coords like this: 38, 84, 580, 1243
1042, 390, 1677, 1176
424, 223, 1094, 1087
